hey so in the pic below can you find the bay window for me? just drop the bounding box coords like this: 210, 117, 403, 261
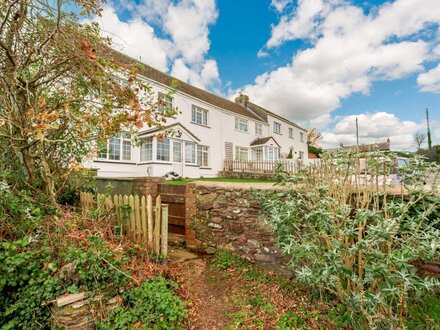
185, 142, 196, 164
156, 138, 170, 161
99, 133, 131, 161
140, 137, 153, 162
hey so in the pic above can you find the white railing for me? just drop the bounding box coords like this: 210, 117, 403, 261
223, 159, 299, 174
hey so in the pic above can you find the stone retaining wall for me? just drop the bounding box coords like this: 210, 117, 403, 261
185, 183, 290, 274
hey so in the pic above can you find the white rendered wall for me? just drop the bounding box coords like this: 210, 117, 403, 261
92, 78, 307, 177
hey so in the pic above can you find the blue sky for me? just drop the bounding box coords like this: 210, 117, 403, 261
94, 0, 440, 149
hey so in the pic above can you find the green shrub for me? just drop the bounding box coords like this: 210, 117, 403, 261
96, 277, 188, 330
260, 151, 440, 329
0, 239, 63, 329
0, 233, 132, 328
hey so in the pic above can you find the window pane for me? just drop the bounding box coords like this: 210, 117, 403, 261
140, 137, 153, 161
235, 147, 248, 161
158, 93, 173, 114
173, 141, 182, 163
122, 140, 131, 160
255, 123, 262, 136
185, 142, 196, 163
98, 140, 108, 159
108, 137, 121, 160
157, 139, 170, 161
197, 145, 209, 167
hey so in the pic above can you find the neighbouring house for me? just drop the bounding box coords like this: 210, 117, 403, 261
339, 139, 391, 153
92, 51, 308, 178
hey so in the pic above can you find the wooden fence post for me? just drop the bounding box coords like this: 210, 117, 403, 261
134, 195, 141, 243
160, 204, 168, 257
147, 195, 153, 250
154, 195, 161, 256
141, 196, 147, 245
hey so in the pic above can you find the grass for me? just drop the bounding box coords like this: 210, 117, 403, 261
162, 177, 275, 185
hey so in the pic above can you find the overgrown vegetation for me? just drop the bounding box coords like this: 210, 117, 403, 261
0, 2, 183, 327
260, 150, 440, 329
96, 277, 187, 330
0, 182, 188, 328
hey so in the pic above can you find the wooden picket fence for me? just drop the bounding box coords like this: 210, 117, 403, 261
79, 192, 169, 257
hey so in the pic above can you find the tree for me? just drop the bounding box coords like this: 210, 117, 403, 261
414, 132, 426, 150
0, 0, 174, 201
307, 128, 322, 146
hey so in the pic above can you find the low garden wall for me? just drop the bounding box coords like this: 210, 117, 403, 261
96, 177, 165, 197
185, 183, 290, 274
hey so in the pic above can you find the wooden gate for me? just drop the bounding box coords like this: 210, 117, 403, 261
157, 184, 186, 235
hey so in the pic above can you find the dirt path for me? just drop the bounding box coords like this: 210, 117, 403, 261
168, 248, 334, 330
169, 249, 232, 329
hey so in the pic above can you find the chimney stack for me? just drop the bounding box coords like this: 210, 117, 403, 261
235, 93, 249, 108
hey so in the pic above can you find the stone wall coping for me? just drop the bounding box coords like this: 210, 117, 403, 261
190, 181, 286, 190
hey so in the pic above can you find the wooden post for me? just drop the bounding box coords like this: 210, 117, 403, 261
140, 196, 147, 245
128, 195, 135, 241
134, 195, 141, 243
160, 204, 168, 257
147, 195, 153, 250
154, 195, 161, 255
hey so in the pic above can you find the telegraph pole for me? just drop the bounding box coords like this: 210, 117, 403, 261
426, 108, 432, 150
356, 117, 359, 152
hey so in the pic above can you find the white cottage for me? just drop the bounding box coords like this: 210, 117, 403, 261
93, 51, 308, 178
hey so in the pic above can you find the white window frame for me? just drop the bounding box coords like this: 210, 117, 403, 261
191, 105, 209, 126
264, 146, 279, 161
235, 117, 248, 133
98, 133, 131, 161
173, 141, 182, 163
156, 138, 170, 161
158, 92, 173, 114
300, 132, 305, 142
289, 128, 294, 139
140, 137, 153, 162
235, 146, 249, 161
273, 122, 281, 134
255, 123, 263, 136
197, 145, 209, 167
185, 141, 197, 164
252, 146, 263, 161
299, 151, 304, 159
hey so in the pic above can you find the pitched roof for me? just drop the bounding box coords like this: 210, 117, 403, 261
341, 141, 391, 152
245, 101, 307, 131
108, 49, 262, 122
138, 123, 201, 142
250, 136, 280, 147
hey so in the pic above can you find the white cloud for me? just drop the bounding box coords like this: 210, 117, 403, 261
267, 0, 344, 48
171, 58, 219, 89
93, 6, 171, 71
242, 0, 440, 123
319, 112, 425, 150
271, 0, 292, 13
92, 1, 220, 89
164, 0, 218, 65
417, 63, 440, 93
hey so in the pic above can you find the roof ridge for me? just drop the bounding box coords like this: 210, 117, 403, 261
108, 48, 263, 122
